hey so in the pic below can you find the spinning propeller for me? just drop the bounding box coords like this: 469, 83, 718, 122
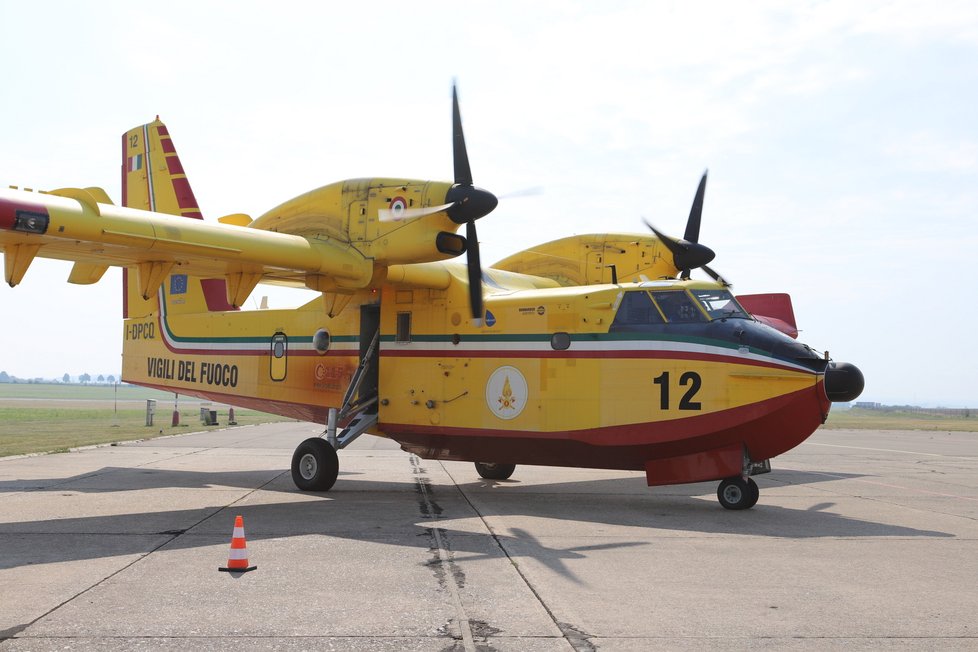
644, 171, 729, 285
444, 85, 498, 323
374, 86, 498, 320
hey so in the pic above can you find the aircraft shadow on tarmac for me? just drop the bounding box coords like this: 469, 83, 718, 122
0, 463, 953, 575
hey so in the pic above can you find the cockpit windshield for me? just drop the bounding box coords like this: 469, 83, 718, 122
691, 289, 749, 320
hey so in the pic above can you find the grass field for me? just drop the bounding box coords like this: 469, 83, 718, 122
0, 383, 180, 402
823, 407, 978, 432
0, 383, 292, 457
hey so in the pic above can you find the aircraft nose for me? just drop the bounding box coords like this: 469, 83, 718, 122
824, 362, 865, 403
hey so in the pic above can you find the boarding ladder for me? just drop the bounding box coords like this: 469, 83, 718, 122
326, 329, 379, 450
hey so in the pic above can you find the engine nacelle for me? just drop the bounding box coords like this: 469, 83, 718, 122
249, 178, 467, 266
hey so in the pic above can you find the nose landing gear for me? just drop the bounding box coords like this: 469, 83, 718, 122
717, 476, 760, 510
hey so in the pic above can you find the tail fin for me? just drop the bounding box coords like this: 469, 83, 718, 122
120, 118, 237, 318
737, 293, 799, 339
121, 117, 203, 218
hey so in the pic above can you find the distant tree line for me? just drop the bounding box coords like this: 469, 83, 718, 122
0, 371, 117, 384
854, 404, 973, 418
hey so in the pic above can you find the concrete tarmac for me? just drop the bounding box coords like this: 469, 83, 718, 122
1, 424, 976, 650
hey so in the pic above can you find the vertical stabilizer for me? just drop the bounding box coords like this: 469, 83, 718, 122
122, 117, 203, 218
120, 118, 237, 317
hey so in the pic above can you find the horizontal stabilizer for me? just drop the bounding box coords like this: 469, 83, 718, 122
49, 187, 112, 214
218, 213, 253, 227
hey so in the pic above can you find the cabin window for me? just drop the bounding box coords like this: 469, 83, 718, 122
652, 291, 707, 323
550, 332, 571, 350
610, 292, 664, 331
272, 333, 287, 358
313, 328, 331, 354
691, 289, 748, 321
396, 312, 412, 343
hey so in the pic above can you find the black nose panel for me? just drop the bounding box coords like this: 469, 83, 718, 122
824, 362, 865, 402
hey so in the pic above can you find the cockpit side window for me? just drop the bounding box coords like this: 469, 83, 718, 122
691, 289, 749, 320
652, 291, 707, 323
610, 291, 664, 331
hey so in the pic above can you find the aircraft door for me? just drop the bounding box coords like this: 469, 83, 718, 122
359, 304, 380, 405
270, 332, 288, 381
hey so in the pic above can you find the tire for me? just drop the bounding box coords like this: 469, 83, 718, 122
717, 477, 758, 510
474, 462, 516, 480
745, 477, 760, 509
291, 438, 339, 491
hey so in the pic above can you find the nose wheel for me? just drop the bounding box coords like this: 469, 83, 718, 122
717, 476, 760, 510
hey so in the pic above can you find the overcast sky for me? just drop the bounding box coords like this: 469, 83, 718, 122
1, 1, 976, 406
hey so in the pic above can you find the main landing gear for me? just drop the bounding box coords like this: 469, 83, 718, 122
474, 462, 516, 480
292, 438, 339, 491
291, 329, 379, 492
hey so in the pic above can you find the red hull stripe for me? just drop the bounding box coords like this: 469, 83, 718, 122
386, 385, 829, 473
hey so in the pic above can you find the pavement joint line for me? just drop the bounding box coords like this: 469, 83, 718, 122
411, 456, 476, 652
5, 462, 291, 642
4, 523, 190, 642
804, 441, 976, 460
4, 441, 229, 497
186, 468, 293, 533
789, 468, 978, 504
440, 461, 590, 652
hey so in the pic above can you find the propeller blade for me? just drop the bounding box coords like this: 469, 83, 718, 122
378, 202, 454, 222
497, 186, 543, 199
446, 84, 498, 224
684, 170, 708, 243
702, 264, 731, 287
643, 219, 684, 259
466, 219, 483, 322
643, 218, 715, 275
452, 85, 473, 186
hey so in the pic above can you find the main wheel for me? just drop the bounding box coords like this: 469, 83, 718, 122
717, 477, 759, 510
291, 438, 339, 491
474, 462, 516, 480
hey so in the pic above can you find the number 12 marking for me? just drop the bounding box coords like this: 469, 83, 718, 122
652, 371, 702, 410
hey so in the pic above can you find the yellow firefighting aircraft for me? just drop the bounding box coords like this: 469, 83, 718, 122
0, 87, 863, 510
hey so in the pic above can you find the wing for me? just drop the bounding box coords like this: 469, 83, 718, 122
0, 185, 372, 305
1, 114, 495, 312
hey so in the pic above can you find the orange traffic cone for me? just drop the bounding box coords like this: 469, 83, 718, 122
218, 515, 257, 573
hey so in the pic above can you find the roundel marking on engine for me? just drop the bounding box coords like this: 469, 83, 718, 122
389, 196, 408, 220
